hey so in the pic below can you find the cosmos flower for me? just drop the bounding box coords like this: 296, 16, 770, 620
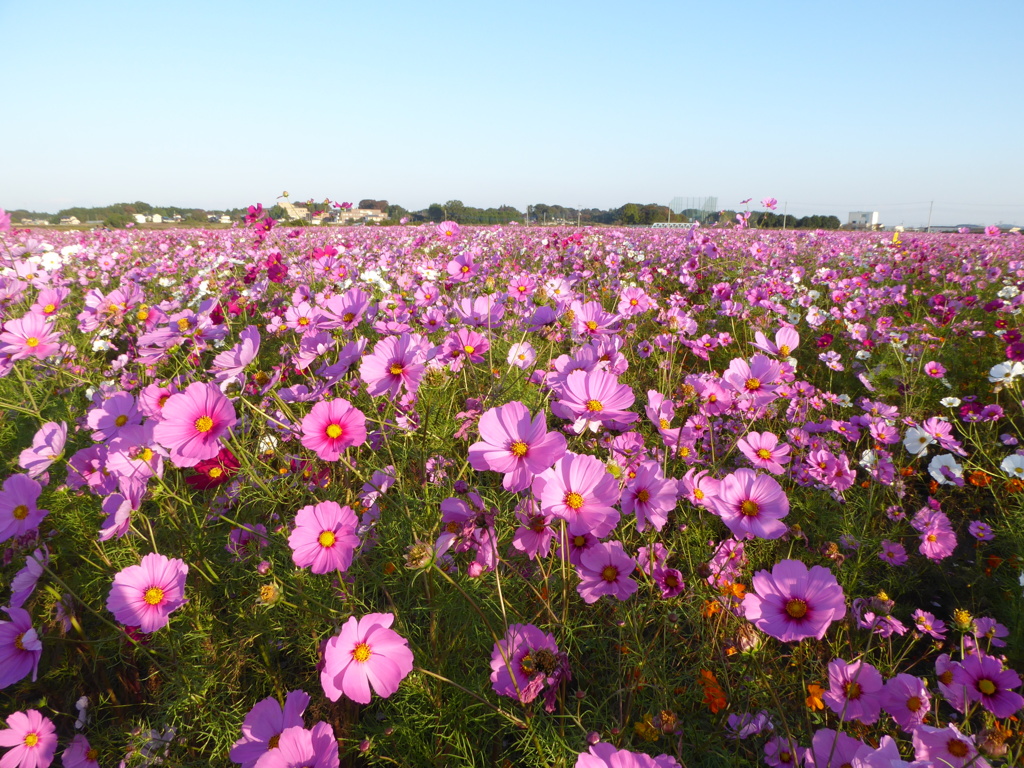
532, 452, 621, 538
742, 559, 846, 642
736, 431, 791, 475
0, 608, 43, 689
489, 623, 566, 706
230, 690, 311, 768
620, 461, 678, 532
152, 382, 237, 468
0, 474, 48, 545
0, 312, 62, 360
954, 652, 1024, 718
468, 402, 566, 492
710, 469, 789, 540
0, 710, 57, 768
252, 722, 339, 768
300, 399, 367, 461
288, 502, 360, 574
822, 658, 884, 725
576, 541, 637, 604
17, 421, 66, 478
552, 370, 637, 434
575, 743, 681, 768
320, 613, 413, 704
106, 553, 189, 633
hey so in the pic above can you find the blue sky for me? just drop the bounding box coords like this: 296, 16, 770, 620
2, 0, 1022, 226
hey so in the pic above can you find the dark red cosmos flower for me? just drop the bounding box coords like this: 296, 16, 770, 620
186, 448, 240, 490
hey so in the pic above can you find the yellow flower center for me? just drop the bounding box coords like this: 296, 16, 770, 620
779, 345, 791, 356
585, 320, 598, 331
15, 632, 26, 650
352, 642, 372, 662
629, 298, 638, 306
24, 733, 39, 748
978, 679, 997, 696
86, 748, 99, 760
298, 316, 310, 326
659, 418, 670, 429
947, 740, 969, 758
693, 488, 705, 500
115, 414, 129, 427
389, 363, 404, 375
740, 500, 759, 516
637, 489, 650, 503
140, 448, 153, 462
208, 466, 222, 478
601, 565, 618, 582
744, 377, 761, 392
756, 448, 772, 460
194, 416, 214, 433
318, 530, 336, 547
463, 345, 475, 355
325, 423, 343, 439
144, 587, 165, 605
785, 598, 808, 619
342, 312, 355, 322
26, 336, 40, 347
510, 441, 528, 457
939, 670, 954, 685
461, 265, 470, 273
12, 504, 29, 520
844, 681, 862, 700
43, 303, 56, 313
564, 492, 584, 510
177, 318, 191, 331
137, 308, 150, 321
906, 696, 922, 712
585, 399, 603, 412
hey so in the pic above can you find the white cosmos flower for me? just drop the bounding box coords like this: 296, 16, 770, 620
997, 285, 1019, 299
988, 361, 1024, 383
928, 453, 963, 485
903, 426, 934, 455
940, 397, 961, 408
1000, 454, 1024, 478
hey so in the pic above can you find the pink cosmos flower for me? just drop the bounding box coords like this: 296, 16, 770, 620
882, 673, 930, 731
911, 724, 989, 768
710, 469, 789, 540
211, 325, 261, 390
924, 360, 946, 378
736, 431, 790, 475
18, 421, 66, 478
742, 559, 845, 642
230, 690, 310, 768
0, 608, 43, 689
444, 327, 489, 370
0, 474, 48, 544
106, 552, 189, 633
507, 342, 536, 369
468, 402, 567, 492
9, 548, 48, 609
551, 370, 637, 434
621, 461, 678, 532
252, 722, 338, 768
576, 541, 637, 604
62, 734, 100, 768
804, 729, 865, 768
288, 502, 360, 574
954, 652, 1024, 718
722, 354, 782, 407
436, 220, 461, 239
0, 312, 62, 360
490, 623, 566, 706
511, 498, 555, 559
320, 612, 413, 704
152, 382, 237, 467
751, 326, 798, 357
0, 710, 57, 768
360, 333, 428, 399
576, 743, 681, 768
86, 392, 141, 442
822, 658, 884, 724
532, 452, 621, 538
300, 399, 367, 461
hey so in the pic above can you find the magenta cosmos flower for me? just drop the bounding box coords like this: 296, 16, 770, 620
0, 474, 48, 545
0, 312, 62, 360
911, 724, 989, 768
711, 469, 789, 540
360, 333, 428, 399
252, 722, 338, 768
320, 613, 413, 704
230, 690, 310, 768
106, 552, 189, 633
468, 401, 567, 492
490, 623, 564, 705
736, 431, 790, 475
152, 381, 237, 468
532, 452, 621, 538
822, 658, 884, 724
742, 559, 846, 642
288, 502, 360, 574
300, 399, 367, 461
0, 608, 42, 689
0, 710, 57, 768
621, 460, 678, 532
576, 541, 637, 604
62, 734, 99, 768
18, 421, 66, 478
954, 651, 1024, 718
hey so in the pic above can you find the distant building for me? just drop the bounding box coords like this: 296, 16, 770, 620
151, 213, 162, 223
59, 216, 81, 226
327, 208, 387, 225
219, 215, 232, 224
134, 214, 148, 224
848, 211, 880, 229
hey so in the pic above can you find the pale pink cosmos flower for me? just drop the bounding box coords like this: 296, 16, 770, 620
0, 474, 48, 545
722, 355, 782, 407
822, 658, 884, 724
18, 421, 66, 478
533, 452, 621, 538
300, 399, 367, 461
320, 613, 413, 704
621, 461, 678, 532
751, 326, 798, 357
0, 311, 62, 360
0, 710, 57, 768
507, 342, 536, 369
252, 722, 338, 768
152, 382, 237, 468
106, 552, 188, 633
576, 541, 637, 604
468, 401, 566, 492
710, 469, 789, 540
736, 431, 790, 475
551, 370, 637, 434
882, 673, 930, 731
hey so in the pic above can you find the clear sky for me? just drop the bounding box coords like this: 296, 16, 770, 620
2, 0, 1022, 226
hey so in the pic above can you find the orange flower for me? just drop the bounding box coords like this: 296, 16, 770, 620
900, 466, 915, 477
967, 471, 991, 487
702, 600, 722, 617
806, 684, 825, 711
699, 670, 727, 713
1006, 479, 1024, 493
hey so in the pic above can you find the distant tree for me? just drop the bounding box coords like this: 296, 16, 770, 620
387, 204, 408, 220
427, 204, 444, 223
187, 209, 207, 223
268, 205, 286, 220
104, 212, 130, 228
622, 204, 640, 225
359, 199, 389, 211
444, 200, 465, 222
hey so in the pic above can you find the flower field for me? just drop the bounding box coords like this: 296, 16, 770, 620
1, 209, 1023, 767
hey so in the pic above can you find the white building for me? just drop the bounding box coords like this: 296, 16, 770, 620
848, 211, 880, 229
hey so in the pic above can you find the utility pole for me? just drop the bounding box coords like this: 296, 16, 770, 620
782, 201, 788, 231
577, 205, 582, 228
926, 201, 933, 233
